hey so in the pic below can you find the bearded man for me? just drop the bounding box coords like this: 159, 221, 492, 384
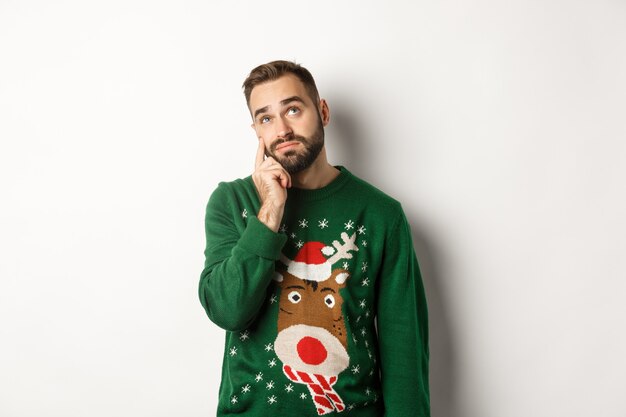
199, 60, 430, 417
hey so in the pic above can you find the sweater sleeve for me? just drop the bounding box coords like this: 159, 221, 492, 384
376, 209, 430, 417
198, 182, 287, 332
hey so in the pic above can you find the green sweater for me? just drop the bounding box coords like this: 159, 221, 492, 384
199, 166, 429, 417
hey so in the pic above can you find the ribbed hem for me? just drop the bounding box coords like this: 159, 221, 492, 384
238, 216, 287, 259
286, 166, 352, 202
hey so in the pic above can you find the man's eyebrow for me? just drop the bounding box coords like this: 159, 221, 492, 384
253, 105, 270, 119
253, 96, 306, 119
280, 96, 305, 106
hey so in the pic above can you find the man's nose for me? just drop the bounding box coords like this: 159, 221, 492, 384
275, 117, 293, 138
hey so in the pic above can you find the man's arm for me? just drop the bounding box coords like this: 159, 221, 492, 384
376, 209, 430, 417
198, 182, 287, 331
198, 139, 291, 331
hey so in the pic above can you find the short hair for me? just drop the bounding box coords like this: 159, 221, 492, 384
242, 60, 320, 108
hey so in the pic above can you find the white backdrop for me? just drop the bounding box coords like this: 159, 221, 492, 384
1, 1, 625, 416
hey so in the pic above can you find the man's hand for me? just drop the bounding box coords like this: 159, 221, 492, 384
252, 138, 291, 232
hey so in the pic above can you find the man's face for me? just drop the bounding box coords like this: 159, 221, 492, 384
249, 74, 329, 174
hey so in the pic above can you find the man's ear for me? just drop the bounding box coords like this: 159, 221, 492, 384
319, 98, 330, 127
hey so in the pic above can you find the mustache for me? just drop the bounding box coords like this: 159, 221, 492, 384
270, 136, 305, 153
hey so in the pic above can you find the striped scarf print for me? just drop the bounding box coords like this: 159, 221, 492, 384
283, 365, 345, 414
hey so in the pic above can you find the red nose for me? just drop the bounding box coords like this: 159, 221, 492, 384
296, 336, 328, 365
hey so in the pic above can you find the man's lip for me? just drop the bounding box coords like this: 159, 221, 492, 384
276, 141, 300, 151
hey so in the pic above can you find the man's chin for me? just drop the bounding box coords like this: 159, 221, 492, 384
277, 156, 312, 175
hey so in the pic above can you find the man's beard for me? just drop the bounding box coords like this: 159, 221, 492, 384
268, 119, 324, 175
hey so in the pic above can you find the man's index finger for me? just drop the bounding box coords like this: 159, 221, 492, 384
255, 138, 265, 168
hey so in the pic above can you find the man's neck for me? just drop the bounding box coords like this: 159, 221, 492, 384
291, 148, 340, 190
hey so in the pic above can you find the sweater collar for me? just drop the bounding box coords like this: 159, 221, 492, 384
286, 166, 352, 202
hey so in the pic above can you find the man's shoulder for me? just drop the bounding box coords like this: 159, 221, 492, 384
205, 175, 258, 214
344, 167, 403, 212
210, 175, 255, 197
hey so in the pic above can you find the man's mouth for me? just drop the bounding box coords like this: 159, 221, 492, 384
275, 141, 300, 152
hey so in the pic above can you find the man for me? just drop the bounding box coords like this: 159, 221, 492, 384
199, 60, 429, 417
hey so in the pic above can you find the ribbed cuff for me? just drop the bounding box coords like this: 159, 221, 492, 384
238, 216, 287, 260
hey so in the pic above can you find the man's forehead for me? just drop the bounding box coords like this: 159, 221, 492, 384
249, 74, 311, 112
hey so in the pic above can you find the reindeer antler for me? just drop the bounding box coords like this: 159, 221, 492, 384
326, 232, 359, 265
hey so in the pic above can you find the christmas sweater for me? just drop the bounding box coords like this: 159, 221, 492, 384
199, 166, 429, 417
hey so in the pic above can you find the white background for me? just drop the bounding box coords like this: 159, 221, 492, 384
1, 1, 625, 416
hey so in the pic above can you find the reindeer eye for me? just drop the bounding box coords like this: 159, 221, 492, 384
324, 294, 335, 308
287, 291, 302, 304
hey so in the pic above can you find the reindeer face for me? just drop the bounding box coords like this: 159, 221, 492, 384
274, 269, 351, 376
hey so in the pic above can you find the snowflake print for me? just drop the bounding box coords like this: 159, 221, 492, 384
365, 310, 371, 318
267, 395, 277, 404
369, 369, 374, 377
357, 225, 366, 235
348, 404, 355, 411
361, 277, 370, 286
362, 240, 368, 247
368, 350, 373, 359
356, 315, 362, 323
298, 219, 308, 228
268, 358, 277, 368
300, 393, 307, 400
242, 384, 251, 394
365, 387, 372, 396
318, 218, 329, 229
229, 346, 237, 356
290, 232, 296, 239
284, 383, 294, 393
269, 294, 278, 304
343, 261, 349, 269
351, 364, 361, 374
361, 262, 368, 272
241, 209, 247, 219
279, 224, 287, 233
231, 395, 238, 404
352, 333, 358, 344
360, 327, 367, 336
264, 343, 273, 352
296, 240, 304, 249
239, 330, 249, 341
255, 372, 263, 382
344, 220, 354, 230
365, 340, 369, 348
266, 380, 275, 390
359, 299, 367, 308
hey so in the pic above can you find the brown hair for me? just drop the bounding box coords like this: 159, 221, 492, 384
242, 60, 320, 108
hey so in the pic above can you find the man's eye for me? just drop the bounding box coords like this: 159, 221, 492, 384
287, 107, 299, 115
260, 116, 270, 124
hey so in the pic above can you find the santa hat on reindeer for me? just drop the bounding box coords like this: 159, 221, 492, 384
285, 242, 349, 284
275, 232, 358, 284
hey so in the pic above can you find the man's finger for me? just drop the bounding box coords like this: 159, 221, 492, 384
279, 168, 292, 189
264, 167, 291, 189
255, 138, 266, 169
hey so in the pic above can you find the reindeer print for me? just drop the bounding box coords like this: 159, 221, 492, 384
274, 232, 359, 415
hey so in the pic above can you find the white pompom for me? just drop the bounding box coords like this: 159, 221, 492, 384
321, 246, 335, 256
